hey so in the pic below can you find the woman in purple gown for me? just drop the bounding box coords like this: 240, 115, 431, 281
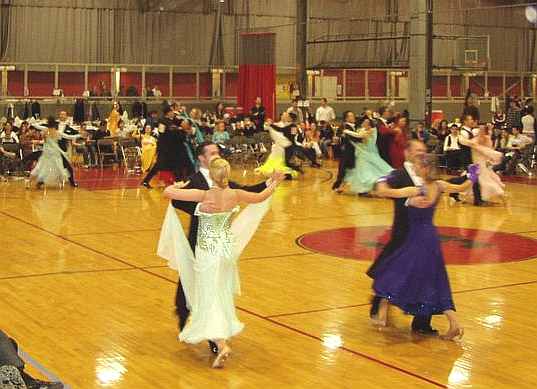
372, 155, 472, 340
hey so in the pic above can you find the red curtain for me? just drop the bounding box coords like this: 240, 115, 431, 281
238, 64, 275, 120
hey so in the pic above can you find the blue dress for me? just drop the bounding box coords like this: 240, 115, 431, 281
372, 190, 455, 316
344, 128, 393, 193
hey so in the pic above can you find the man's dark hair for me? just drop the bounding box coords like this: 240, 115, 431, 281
378, 106, 388, 116
196, 141, 217, 157
163, 107, 173, 116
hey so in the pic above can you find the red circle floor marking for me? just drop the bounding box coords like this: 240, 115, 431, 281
297, 226, 537, 265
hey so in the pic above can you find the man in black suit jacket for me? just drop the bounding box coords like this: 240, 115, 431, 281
171, 141, 284, 352
142, 109, 195, 188
367, 140, 438, 335
332, 111, 359, 191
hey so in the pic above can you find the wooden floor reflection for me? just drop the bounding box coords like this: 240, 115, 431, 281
1, 162, 536, 388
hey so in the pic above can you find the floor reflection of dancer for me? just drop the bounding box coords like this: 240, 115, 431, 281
340, 117, 393, 194
160, 157, 283, 368
370, 154, 471, 340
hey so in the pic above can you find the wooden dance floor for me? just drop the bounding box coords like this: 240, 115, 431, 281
1, 162, 537, 388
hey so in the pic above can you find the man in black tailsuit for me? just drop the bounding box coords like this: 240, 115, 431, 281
332, 111, 359, 191
368, 140, 438, 335
170, 141, 284, 353
142, 108, 195, 188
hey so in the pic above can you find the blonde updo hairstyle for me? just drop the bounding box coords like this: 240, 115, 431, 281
209, 157, 230, 189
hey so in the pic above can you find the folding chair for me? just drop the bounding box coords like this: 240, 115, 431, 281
97, 139, 118, 168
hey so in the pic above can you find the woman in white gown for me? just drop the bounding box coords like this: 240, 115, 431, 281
29, 126, 70, 189
159, 157, 282, 368
459, 127, 505, 202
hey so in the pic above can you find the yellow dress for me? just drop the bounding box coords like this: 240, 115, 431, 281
107, 109, 120, 136
141, 134, 157, 172
255, 128, 298, 178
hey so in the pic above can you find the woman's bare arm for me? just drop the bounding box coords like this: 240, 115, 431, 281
436, 180, 472, 194
163, 186, 206, 202
235, 182, 278, 204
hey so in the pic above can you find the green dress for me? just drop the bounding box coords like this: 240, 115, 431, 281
344, 128, 393, 194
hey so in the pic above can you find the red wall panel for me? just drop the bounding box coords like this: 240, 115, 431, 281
146, 73, 169, 96
7, 71, 24, 96
450, 75, 462, 97
487, 76, 503, 96
59, 72, 85, 96
172, 73, 196, 97
225, 72, 238, 98
368, 71, 386, 97
345, 70, 365, 97
432, 76, 448, 97
28, 71, 54, 96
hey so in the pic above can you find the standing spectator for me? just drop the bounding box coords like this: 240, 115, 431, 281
521, 106, 535, 139
443, 125, 463, 172
152, 85, 163, 98
315, 98, 336, 124
505, 97, 522, 130
250, 97, 266, 132
462, 91, 480, 122
493, 109, 506, 129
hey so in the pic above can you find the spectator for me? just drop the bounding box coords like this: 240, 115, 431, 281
319, 121, 335, 159
212, 121, 230, 145
493, 109, 506, 129
521, 105, 535, 139
286, 99, 304, 123
73, 124, 97, 168
151, 85, 163, 98
241, 117, 257, 138
505, 97, 522, 130
443, 125, 463, 172
412, 122, 430, 143
250, 97, 266, 132
0, 123, 19, 144
315, 98, 336, 124
0, 329, 63, 388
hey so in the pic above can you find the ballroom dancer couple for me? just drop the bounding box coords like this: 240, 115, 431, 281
369, 140, 472, 340
337, 116, 393, 194
142, 108, 197, 188
158, 141, 285, 368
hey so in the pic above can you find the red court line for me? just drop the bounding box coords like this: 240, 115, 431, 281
0, 265, 168, 281
267, 302, 371, 318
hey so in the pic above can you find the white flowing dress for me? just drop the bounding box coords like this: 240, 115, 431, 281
157, 198, 271, 343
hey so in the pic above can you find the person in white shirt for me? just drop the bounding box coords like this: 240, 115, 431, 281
315, 98, 336, 124
507, 127, 532, 149
0, 123, 19, 144
286, 100, 304, 123
152, 85, 163, 98
521, 106, 535, 139
443, 125, 462, 171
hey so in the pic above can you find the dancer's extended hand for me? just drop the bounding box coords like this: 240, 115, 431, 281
270, 170, 286, 184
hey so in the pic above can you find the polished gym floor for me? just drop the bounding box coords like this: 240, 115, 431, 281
1, 162, 536, 388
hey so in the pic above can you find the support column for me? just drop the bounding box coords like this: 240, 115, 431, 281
408, 0, 433, 125
296, 0, 308, 98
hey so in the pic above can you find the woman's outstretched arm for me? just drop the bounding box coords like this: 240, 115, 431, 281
164, 183, 206, 202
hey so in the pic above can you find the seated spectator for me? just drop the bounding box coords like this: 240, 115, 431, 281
198, 117, 212, 137
19, 125, 43, 157
493, 109, 506, 129
241, 117, 257, 138
319, 121, 335, 159
495, 128, 512, 151
73, 124, 97, 168
0, 329, 63, 388
304, 123, 322, 160
212, 121, 230, 145
496, 127, 533, 175
0, 123, 19, 144
94, 124, 111, 141
443, 124, 463, 172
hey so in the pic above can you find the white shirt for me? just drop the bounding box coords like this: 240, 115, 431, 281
0, 132, 19, 143
443, 134, 460, 151
315, 105, 336, 123
521, 114, 535, 135
199, 167, 214, 188
404, 161, 423, 186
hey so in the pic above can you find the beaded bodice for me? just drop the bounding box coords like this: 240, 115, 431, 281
195, 206, 239, 257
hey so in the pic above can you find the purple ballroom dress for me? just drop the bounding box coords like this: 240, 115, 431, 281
372, 196, 455, 316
